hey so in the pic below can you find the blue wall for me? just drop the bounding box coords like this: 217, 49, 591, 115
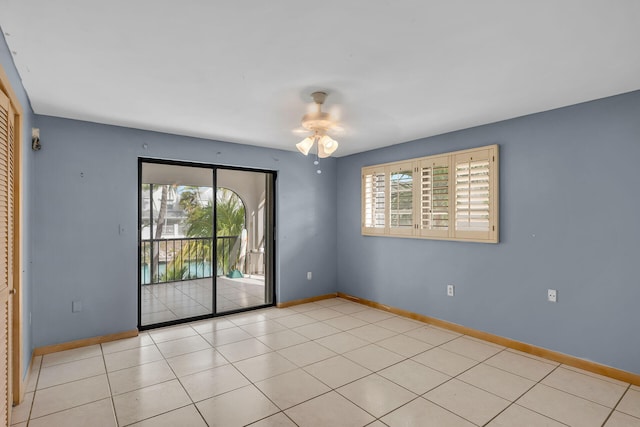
30, 115, 337, 348
336, 90, 640, 374
3, 26, 640, 378
0, 30, 35, 379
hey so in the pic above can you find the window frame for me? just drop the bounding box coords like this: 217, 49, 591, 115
361, 144, 499, 243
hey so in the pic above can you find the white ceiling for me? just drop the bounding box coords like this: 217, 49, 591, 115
1, 1, 639, 157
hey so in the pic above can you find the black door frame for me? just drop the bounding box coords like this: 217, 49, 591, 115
137, 157, 277, 330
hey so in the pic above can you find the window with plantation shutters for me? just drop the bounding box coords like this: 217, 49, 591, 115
362, 144, 498, 243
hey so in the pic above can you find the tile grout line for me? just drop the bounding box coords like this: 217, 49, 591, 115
99, 342, 119, 427
27, 382, 113, 422
289, 313, 464, 424
475, 347, 559, 383
599, 383, 631, 427
23, 305, 328, 424
21, 306, 453, 423
14, 354, 41, 426
495, 361, 573, 426
421, 343, 539, 425
190, 314, 303, 426
292, 309, 563, 426
229, 307, 385, 424
331, 372, 422, 424
478, 350, 561, 426
179, 321, 240, 427
117, 329, 207, 427
536, 367, 630, 411
414, 351, 487, 426
23, 299, 629, 426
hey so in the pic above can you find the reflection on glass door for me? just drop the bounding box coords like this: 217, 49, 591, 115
139, 160, 275, 329
139, 162, 215, 327
215, 169, 274, 313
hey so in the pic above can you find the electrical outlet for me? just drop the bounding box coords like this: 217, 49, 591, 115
307, 272, 312, 280
547, 289, 557, 303
72, 300, 82, 313
447, 284, 455, 297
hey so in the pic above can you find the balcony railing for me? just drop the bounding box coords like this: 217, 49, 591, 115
140, 235, 240, 285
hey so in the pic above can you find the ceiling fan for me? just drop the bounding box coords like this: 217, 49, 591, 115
295, 91, 340, 158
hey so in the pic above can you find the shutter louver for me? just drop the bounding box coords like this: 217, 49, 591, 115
454, 147, 496, 241
455, 159, 490, 231
363, 169, 386, 233
419, 156, 450, 237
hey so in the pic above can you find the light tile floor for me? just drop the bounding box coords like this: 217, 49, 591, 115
12, 298, 640, 426
141, 275, 267, 325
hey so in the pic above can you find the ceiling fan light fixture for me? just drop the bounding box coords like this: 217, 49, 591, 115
295, 91, 340, 158
318, 135, 338, 158
318, 143, 330, 158
296, 136, 314, 156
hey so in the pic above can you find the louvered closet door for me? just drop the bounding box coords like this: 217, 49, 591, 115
0, 88, 14, 426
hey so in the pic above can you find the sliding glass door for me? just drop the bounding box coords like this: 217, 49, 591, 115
138, 160, 275, 329
215, 169, 274, 313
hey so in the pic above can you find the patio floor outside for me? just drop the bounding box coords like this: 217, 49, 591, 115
141, 275, 267, 326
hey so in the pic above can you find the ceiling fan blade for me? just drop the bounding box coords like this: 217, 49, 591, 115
329, 124, 345, 134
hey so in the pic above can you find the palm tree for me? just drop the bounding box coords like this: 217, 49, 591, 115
151, 184, 169, 282
215, 189, 245, 237
214, 189, 245, 274
165, 187, 245, 280
179, 187, 244, 238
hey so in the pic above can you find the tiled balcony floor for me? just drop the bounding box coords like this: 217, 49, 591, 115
12, 297, 640, 426
141, 275, 267, 325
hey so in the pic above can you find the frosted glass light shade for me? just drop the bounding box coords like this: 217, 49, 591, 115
318, 135, 338, 158
296, 137, 314, 155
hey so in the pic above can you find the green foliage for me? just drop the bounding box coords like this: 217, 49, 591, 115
161, 187, 246, 280
161, 263, 188, 282
215, 189, 245, 237
179, 187, 245, 238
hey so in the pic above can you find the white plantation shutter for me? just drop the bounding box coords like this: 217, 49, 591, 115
453, 147, 497, 241
362, 167, 386, 234
388, 162, 413, 236
418, 156, 450, 238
